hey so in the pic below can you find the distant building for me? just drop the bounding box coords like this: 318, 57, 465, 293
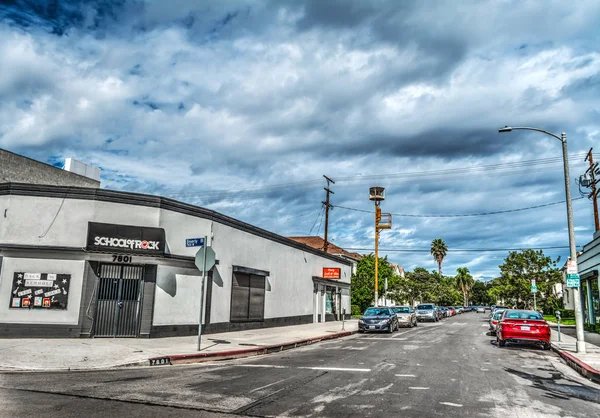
287, 236, 362, 274
0, 148, 100, 188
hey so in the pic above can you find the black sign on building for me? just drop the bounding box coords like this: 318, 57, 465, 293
10, 272, 71, 309
86, 222, 166, 256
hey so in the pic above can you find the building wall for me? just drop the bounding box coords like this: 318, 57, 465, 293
153, 267, 204, 326
210, 221, 352, 324
0, 190, 352, 336
0, 149, 100, 188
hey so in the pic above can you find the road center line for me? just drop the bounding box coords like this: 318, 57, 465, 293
231, 364, 289, 368
395, 374, 416, 377
440, 402, 463, 407
248, 378, 289, 394
409, 387, 429, 390
298, 367, 371, 372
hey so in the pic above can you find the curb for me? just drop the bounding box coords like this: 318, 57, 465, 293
0, 360, 147, 373
551, 343, 600, 384
149, 330, 356, 366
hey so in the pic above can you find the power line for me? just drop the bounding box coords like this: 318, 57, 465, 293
308, 207, 324, 235
143, 153, 594, 200
343, 246, 573, 253
333, 197, 585, 218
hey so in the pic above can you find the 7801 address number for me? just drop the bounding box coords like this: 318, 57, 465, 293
112, 255, 133, 263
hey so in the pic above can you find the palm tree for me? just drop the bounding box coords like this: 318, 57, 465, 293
456, 267, 474, 306
430, 238, 448, 275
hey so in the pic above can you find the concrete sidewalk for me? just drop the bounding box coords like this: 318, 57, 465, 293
552, 327, 600, 383
0, 320, 357, 371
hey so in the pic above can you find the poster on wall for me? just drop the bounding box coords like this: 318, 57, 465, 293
9, 272, 71, 310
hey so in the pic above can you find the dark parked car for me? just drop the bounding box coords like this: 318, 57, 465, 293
438, 306, 449, 318
358, 307, 399, 333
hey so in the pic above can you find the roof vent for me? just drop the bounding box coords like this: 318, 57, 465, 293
64, 158, 101, 182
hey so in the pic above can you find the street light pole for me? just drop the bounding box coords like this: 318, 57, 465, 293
499, 126, 586, 353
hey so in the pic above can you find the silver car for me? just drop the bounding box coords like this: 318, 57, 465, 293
391, 306, 418, 328
489, 309, 506, 335
416, 303, 438, 322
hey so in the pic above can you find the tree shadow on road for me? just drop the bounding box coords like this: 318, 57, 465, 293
504, 366, 600, 404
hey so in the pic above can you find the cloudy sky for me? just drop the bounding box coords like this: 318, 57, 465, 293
1, 0, 599, 280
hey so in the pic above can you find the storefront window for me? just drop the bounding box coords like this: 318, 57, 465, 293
326, 286, 335, 314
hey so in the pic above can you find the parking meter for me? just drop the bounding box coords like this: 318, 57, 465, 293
555, 310, 561, 343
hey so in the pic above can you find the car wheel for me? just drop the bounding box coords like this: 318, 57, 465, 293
497, 337, 506, 348
414, 320, 418, 327
388, 323, 394, 333
543, 343, 552, 351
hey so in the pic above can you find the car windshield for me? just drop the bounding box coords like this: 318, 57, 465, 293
364, 308, 390, 316
417, 304, 434, 310
503, 310, 543, 320
393, 307, 410, 313
493, 311, 505, 319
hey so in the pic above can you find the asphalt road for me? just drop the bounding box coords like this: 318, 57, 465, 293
2, 313, 600, 417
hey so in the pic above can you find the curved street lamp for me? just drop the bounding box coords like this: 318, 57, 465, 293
499, 126, 586, 353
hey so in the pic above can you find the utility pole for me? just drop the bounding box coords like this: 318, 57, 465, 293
370, 187, 391, 306
585, 148, 600, 232
322, 175, 335, 253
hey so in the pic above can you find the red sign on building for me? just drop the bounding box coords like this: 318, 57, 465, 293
323, 268, 341, 279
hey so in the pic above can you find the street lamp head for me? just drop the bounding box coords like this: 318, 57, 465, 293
498, 126, 513, 133
369, 186, 385, 202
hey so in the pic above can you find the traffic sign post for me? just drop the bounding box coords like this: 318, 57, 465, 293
567, 260, 578, 275
531, 280, 537, 311
195, 238, 216, 351
567, 273, 580, 288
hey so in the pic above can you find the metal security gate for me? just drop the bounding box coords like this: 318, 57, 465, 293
93, 264, 144, 337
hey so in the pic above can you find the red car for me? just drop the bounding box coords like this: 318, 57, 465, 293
446, 307, 456, 316
496, 309, 551, 350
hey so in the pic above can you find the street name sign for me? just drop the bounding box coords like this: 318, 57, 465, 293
566, 273, 580, 288
186, 238, 205, 248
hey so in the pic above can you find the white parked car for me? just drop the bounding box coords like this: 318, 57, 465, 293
476, 306, 486, 313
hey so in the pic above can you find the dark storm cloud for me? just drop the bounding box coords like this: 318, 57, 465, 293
294, 0, 467, 79
0, 0, 130, 34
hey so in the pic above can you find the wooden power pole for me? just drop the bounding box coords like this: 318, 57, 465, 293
586, 148, 600, 232
322, 175, 335, 253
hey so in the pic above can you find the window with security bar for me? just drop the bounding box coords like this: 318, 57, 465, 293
230, 273, 265, 322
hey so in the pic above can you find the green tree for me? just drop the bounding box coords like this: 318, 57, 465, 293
496, 249, 562, 310
430, 238, 448, 275
455, 267, 475, 306
350, 254, 395, 313
470, 280, 494, 305
390, 268, 463, 306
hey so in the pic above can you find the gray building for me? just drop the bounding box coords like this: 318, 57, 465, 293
0, 183, 352, 338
